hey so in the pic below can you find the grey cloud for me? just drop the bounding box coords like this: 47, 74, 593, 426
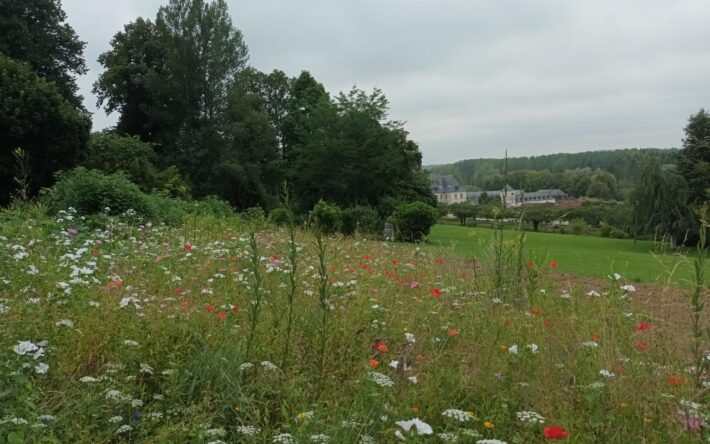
61, 0, 710, 164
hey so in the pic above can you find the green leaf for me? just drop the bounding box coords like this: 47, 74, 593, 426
7, 431, 26, 444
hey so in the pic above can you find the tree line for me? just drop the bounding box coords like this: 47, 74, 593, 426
428, 148, 679, 199
0, 0, 434, 217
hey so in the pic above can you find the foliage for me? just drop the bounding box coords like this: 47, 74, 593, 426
191, 195, 234, 218
289, 85, 434, 211
94, 0, 249, 195
341, 206, 383, 236
0, 0, 87, 106
629, 157, 695, 248
678, 109, 710, 205
309, 200, 342, 234
268, 207, 292, 227
428, 148, 678, 197
392, 201, 438, 242
0, 53, 91, 206
42, 168, 154, 219
521, 204, 557, 232
83, 132, 190, 198
41, 167, 192, 225
449, 202, 478, 226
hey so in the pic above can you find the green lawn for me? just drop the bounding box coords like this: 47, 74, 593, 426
428, 224, 706, 285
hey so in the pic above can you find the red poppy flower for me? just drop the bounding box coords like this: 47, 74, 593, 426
447, 328, 459, 337
527, 261, 534, 269
231, 305, 239, 312
550, 261, 558, 268
183, 244, 192, 251
392, 259, 398, 265
544, 426, 569, 439
635, 342, 648, 351
368, 359, 380, 368
436, 258, 444, 265
373, 341, 388, 353
364, 255, 372, 261
180, 300, 190, 308
636, 321, 651, 332
205, 305, 215, 312
174, 288, 182, 295
217, 311, 227, 319
92, 248, 100, 256
543, 319, 552, 327
668, 375, 684, 386
431, 288, 442, 297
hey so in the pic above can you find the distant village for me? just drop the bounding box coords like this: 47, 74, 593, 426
430, 174, 571, 207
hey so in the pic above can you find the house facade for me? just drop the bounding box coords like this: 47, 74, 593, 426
430, 174, 467, 204
430, 175, 568, 207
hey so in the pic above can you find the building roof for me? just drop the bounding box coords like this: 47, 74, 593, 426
430, 174, 462, 192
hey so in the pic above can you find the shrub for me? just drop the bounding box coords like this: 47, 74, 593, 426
83, 132, 190, 198
570, 219, 588, 235
341, 206, 382, 236
309, 200, 342, 234
392, 201, 438, 242
41, 167, 192, 225
43, 167, 153, 218
192, 196, 234, 218
268, 207, 292, 227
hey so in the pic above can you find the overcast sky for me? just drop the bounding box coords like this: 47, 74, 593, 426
62, 0, 710, 164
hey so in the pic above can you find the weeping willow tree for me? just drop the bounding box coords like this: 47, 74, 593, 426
629, 157, 695, 248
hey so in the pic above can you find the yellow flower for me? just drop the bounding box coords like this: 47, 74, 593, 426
643, 417, 652, 424
484, 420, 494, 429
618, 402, 628, 408
499, 345, 508, 351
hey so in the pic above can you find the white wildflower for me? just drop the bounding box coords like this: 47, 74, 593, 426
395, 418, 433, 435
368, 371, 395, 387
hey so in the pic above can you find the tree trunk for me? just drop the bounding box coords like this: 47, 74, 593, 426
533, 221, 539, 232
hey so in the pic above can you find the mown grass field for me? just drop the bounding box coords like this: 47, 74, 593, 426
1, 205, 710, 443
429, 224, 707, 286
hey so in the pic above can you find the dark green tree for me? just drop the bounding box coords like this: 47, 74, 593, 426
629, 157, 694, 248
678, 109, 710, 205
94, 0, 249, 191
289, 86, 433, 211
82, 132, 189, 197
521, 204, 557, 232
450, 202, 478, 226
0, 54, 91, 205
0, 0, 87, 106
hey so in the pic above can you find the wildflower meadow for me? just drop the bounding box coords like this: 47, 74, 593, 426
1, 204, 709, 443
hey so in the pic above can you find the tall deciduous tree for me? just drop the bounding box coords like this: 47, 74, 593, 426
0, 54, 91, 205
678, 109, 710, 205
289, 86, 434, 211
629, 157, 694, 248
95, 0, 249, 189
0, 0, 87, 107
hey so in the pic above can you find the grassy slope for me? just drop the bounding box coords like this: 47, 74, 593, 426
429, 224, 705, 285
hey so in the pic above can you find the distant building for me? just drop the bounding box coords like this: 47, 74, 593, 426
430, 174, 467, 203
430, 175, 568, 207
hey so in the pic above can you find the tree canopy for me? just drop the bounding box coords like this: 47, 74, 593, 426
0, 53, 91, 205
